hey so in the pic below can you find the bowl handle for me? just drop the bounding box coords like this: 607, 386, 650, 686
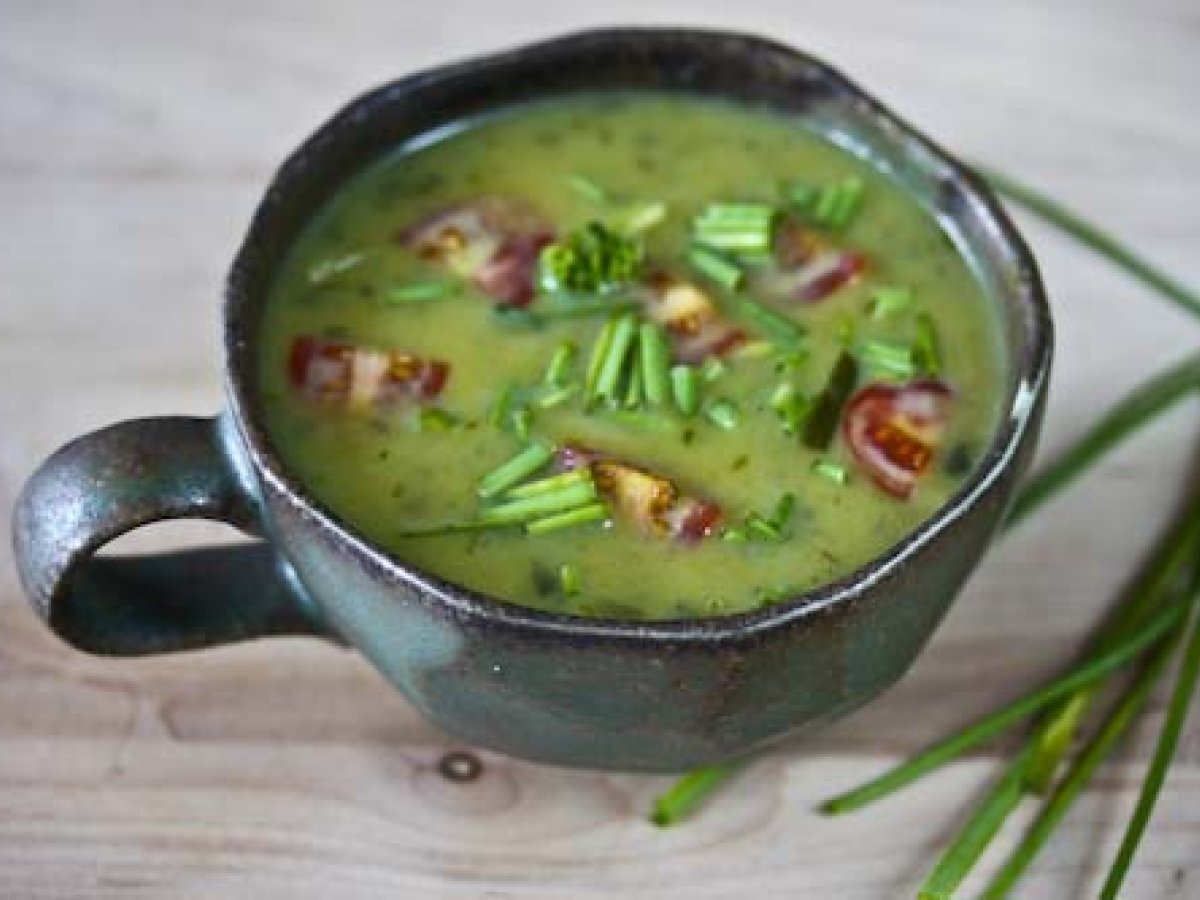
11, 416, 330, 655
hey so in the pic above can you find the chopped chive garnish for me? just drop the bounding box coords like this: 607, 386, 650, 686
639, 323, 673, 407
565, 173, 607, 203
803, 352, 859, 450
619, 201, 668, 234
533, 384, 579, 410
728, 296, 806, 347
308, 251, 367, 284
871, 286, 915, 318
701, 357, 727, 383
512, 406, 532, 441
693, 203, 777, 254
584, 317, 619, 400
859, 339, 918, 379
722, 527, 747, 543
559, 563, 582, 597
538, 222, 642, 294
828, 176, 865, 228
594, 312, 639, 405
770, 383, 811, 436
477, 443, 555, 499
687, 245, 744, 291
671, 365, 702, 416
914, 312, 942, 375
388, 280, 451, 303
481, 480, 598, 526
544, 342, 577, 386
745, 514, 782, 541
416, 408, 458, 432
791, 177, 866, 230
771, 493, 797, 529
732, 340, 774, 361
506, 468, 592, 500
705, 399, 740, 431
624, 359, 644, 409
526, 502, 609, 535
812, 459, 850, 485
489, 386, 516, 430
652, 764, 740, 826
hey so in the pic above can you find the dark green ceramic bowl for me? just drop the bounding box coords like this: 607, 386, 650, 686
12, 28, 1051, 772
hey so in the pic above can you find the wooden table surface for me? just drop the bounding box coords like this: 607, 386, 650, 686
3, 1, 1199, 896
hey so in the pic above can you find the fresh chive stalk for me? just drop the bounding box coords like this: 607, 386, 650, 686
584, 317, 619, 400
526, 502, 610, 535
506, 468, 592, 500
639, 323, 673, 407
871, 286, 915, 318
687, 245, 744, 291
489, 386, 516, 430
770, 383, 810, 436
701, 357, 727, 383
533, 384, 579, 410
481, 480, 598, 526
914, 313, 942, 375
560, 563, 582, 597
729, 296, 806, 347
594, 313, 639, 405
859, 339, 918, 379
619, 201, 668, 235
812, 459, 849, 485
671, 365, 702, 417
705, 399, 740, 431
511, 407, 533, 441
693, 203, 777, 254
544, 342, 577, 386
803, 352, 859, 450
651, 765, 741, 827
624, 360, 644, 409
477, 443, 555, 499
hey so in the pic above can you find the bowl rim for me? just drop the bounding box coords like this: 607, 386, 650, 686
223, 26, 1053, 645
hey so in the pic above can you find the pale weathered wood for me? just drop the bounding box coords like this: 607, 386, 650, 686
3, 0, 1200, 896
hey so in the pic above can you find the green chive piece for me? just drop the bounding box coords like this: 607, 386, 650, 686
745, 513, 782, 541
1100, 590, 1200, 899
505, 468, 592, 500
693, 204, 776, 253
803, 352, 859, 451
828, 176, 865, 229
387, 280, 451, 303
984, 638, 1179, 899
914, 313, 942, 375
705, 399, 740, 431
818, 598, 1186, 815
477, 443, 555, 499
729, 296, 806, 347
671, 365, 702, 416
512, 407, 532, 442
917, 745, 1034, 900
559, 563, 582, 597
526, 502, 610, 535
624, 358, 644, 409
772, 493, 796, 529
722, 527, 747, 543
701, 357, 727, 383
793, 177, 867, 230
481, 480, 598, 526
594, 312, 639, 404
584, 317, 619, 400
732, 340, 775, 361
812, 459, 849, 485
619, 201, 668, 234
416, 408, 458, 432
565, 173, 607, 203
544, 342, 577, 387
639, 323, 673, 407
871, 286, 915, 318
860, 339, 918, 379
308, 251, 367, 284
489, 386, 516, 430
533, 384, 579, 410
651, 764, 741, 826
770, 383, 811, 437
687, 245, 744, 291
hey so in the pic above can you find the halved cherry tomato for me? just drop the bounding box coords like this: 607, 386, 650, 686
843, 380, 952, 498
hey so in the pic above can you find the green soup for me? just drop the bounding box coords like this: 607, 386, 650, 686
257, 92, 1004, 620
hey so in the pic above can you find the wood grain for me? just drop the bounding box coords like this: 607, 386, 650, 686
3, 0, 1200, 896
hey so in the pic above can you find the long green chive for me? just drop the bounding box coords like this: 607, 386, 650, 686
489, 386, 516, 430
803, 352, 859, 450
871, 286, 915, 318
819, 599, 1185, 815
687, 245, 744, 291
565, 173, 607, 203
481, 480, 598, 526
506, 467, 591, 500
917, 745, 1035, 900
914, 313, 942, 375
828, 176, 866, 229
415, 408, 458, 432
984, 640, 1179, 899
671, 365, 702, 416
745, 514, 782, 542
533, 384, 579, 410
584, 317, 619, 400
477, 443, 555, 499
1100, 588, 1200, 899
812, 459, 849, 485
651, 765, 741, 826
526, 502, 609, 535
1005, 348, 1200, 527
729, 296, 806, 347
624, 360, 644, 409
638, 323, 673, 407
694, 203, 776, 254
859, 339, 918, 379
705, 399, 739, 431
544, 342, 577, 386
560, 563, 582, 597
981, 167, 1200, 322
594, 312, 639, 405
388, 280, 451, 303
511, 407, 532, 441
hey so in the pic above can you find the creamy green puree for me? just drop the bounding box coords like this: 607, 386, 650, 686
258, 92, 1003, 619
